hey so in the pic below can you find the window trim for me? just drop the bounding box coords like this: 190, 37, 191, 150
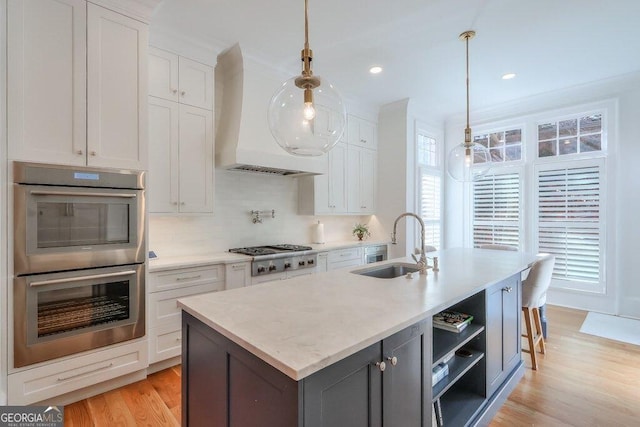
415, 122, 443, 250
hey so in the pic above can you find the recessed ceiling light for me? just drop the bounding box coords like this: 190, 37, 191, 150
369, 66, 383, 74
502, 73, 516, 80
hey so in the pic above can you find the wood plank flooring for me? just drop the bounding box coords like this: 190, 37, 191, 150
64, 306, 640, 426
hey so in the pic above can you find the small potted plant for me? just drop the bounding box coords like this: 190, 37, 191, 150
352, 223, 371, 241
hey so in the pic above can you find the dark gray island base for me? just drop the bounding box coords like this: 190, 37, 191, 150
181, 273, 524, 427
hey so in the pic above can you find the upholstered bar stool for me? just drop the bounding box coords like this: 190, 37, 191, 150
520, 254, 555, 370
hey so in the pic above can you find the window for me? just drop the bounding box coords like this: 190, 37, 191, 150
472, 171, 522, 248
473, 126, 523, 164
535, 158, 605, 293
417, 132, 441, 249
538, 113, 603, 158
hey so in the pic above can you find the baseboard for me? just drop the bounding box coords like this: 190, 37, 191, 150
618, 296, 640, 319
472, 362, 525, 427
147, 356, 181, 375
33, 369, 147, 407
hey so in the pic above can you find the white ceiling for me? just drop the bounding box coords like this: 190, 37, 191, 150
151, 0, 640, 119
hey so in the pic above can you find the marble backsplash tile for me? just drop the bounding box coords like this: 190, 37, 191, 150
149, 169, 384, 257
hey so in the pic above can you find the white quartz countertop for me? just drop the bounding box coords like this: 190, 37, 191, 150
148, 252, 252, 272
178, 248, 538, 381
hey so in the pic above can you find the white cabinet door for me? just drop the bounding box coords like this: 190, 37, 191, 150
87, 3, 148, 170
225, 262, 251, 289
7, 0, 87, 165
148, 47, 179, 102
178, 106, 214, 213
359, 147, 377, 214
148, 48, 213, 110
178, 57, 214, 110
347, 146, 377, 214
148, 97, 179, 213
348, 115, 377, 149
328, 142, 348, 212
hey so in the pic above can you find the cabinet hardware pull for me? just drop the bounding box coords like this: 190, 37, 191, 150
176, 275, 201, 281
30, 190, 136, 198
57, 362, 114, 381
172, 88, 177, 94
502, 286, 513, 293
387, 356, 398, 366
375, 361, 386, 372
90, 151, 96, 156
181, 91, 186, 96
76, 150, 83, 155
176, 337, 182, 342
172, 201, 178, 205
180, 202, 185, 205
30, 270, 136, 287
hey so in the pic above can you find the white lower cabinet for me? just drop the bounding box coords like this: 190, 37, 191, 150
327, 247, 364, 270
225, 262, 251, 289
148, 264, 225, 363
8, 340, 147, 405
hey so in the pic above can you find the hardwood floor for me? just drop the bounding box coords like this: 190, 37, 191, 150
64, 306, 640, 426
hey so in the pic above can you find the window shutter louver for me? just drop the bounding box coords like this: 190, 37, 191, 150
472, 172, 521, 248
536, 161, 604, 292
419, 170, 441, 248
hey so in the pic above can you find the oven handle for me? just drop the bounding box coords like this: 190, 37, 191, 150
29, 270, 137, 287
30, 190, 136, 198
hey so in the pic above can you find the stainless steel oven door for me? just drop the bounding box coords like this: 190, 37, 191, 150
14, 184, 145, 275
13, 264, 145, 368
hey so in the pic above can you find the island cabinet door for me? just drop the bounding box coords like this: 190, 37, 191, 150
382, 320, 430, 426
486, 274, 522, 397
302, 342, 383, 427
182, 313, 299, 427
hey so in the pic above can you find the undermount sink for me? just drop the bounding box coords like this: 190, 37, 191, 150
352, 263, 420, 279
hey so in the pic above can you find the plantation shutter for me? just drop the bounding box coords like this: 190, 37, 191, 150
536, 159, 605, 293
419, 170, 441, 248
473, 171, 521, 248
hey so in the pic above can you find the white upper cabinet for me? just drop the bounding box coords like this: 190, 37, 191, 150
148, 98, 213, 214
86, 3, 148, 170
298, 142, 348, 215
8, 0, 87, 166
348, 114, 377, 149
149, 47, 213, 110
347, 145, 377, 214
7, 0, 148, 170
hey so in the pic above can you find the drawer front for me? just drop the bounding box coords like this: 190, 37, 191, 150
148, 324, 182, 363
149, 282, 222, 329
328, 258, 363, 271
149, 264, 224, 293
328, 248, 362, 264
8, 340, 147, 405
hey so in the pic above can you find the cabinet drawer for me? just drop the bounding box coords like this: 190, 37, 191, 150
328, 248, 363, 270
8, 340, 147, 405
148, 324, 182, 364
149, 282, 222, 329
149, 264, 224, 293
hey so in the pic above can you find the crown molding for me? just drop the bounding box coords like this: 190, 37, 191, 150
89, 0, 161, 23
149, 25, 226, 66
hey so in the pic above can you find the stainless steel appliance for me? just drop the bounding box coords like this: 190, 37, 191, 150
229, 245, 318, 277
12, 162, 146, 368
364, 244, 388, 264
13, 161, 145, 276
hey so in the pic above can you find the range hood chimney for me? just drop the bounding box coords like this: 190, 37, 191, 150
215, 44, 326, 176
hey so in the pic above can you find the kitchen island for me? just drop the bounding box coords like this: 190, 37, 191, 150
178, 248, 537, 426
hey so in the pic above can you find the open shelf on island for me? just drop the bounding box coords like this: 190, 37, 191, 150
438, 386, 486, 427
432, 324, 484, 364
432, 349, 484, 401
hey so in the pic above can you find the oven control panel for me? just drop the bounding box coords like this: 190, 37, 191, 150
252, 254, 318, 277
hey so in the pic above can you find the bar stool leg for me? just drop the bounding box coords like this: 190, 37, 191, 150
522, 306, 538, 370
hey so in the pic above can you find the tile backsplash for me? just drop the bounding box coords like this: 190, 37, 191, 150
148, 169, 383, 257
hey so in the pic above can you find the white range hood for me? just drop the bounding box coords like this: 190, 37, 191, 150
215, 44, 326, 176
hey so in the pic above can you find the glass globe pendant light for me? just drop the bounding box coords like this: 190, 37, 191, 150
447, 30, 491, 182
268, 0, 346, 156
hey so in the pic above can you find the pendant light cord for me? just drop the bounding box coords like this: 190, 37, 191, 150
304, 0, 309, 50
465, 34, 470, 136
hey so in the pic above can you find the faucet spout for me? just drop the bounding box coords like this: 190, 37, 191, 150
391, 212, 429, 275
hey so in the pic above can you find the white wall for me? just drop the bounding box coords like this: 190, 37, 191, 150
444, 72, 640, 317
149, 169, 376, 256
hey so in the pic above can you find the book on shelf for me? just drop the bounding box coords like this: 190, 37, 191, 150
432, 362, 449, 386
433, 398, 444, 427
433, 309, 473, 333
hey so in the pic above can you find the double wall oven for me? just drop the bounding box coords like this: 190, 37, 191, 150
12, 162, 146, 368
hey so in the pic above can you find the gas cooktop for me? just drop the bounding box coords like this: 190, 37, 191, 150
229, 244, 313, 257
